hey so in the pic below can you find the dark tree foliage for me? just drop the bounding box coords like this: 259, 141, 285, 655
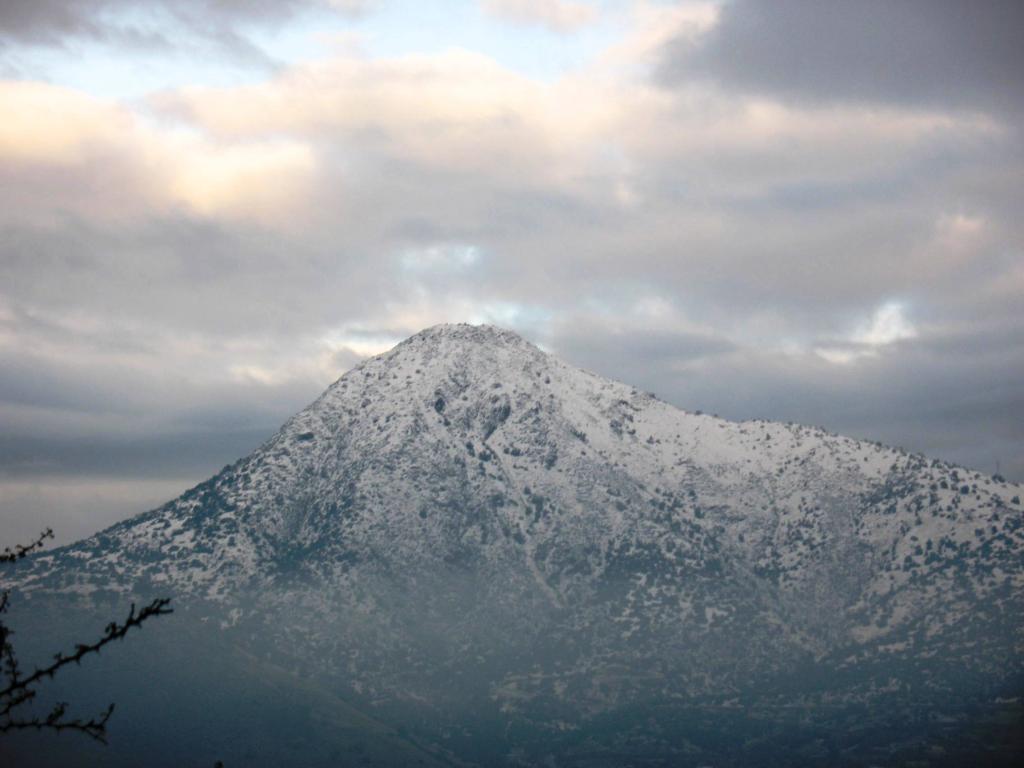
1, 528, 172, 743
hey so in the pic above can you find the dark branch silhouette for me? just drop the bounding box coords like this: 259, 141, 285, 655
0, 528, 53, 564
1, 530, 171, 743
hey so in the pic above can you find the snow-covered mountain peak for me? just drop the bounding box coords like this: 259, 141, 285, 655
403, 321, 536, 349
6, 324, 1022, 751
313, 322, 549, 409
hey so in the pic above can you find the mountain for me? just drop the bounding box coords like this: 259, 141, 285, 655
4, 323, 1023, 766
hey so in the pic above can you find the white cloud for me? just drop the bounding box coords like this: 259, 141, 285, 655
481, 0, 598, 33
852, 302, 918, 347
0, 81, 317, 227
816, 302, 918, 364
400, 244, 482, 272
323, 0, 376, 14
812, 347, 859, 366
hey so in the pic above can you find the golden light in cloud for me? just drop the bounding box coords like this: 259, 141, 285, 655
154, 50, 570, 178
145, 48, 638, 207
0, 82, 132, 163
0, 81, 316, 226
170, 140, 316, 220
0, 28, 1008, 235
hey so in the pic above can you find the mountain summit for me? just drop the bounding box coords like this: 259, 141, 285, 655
7, 323, 1024, 766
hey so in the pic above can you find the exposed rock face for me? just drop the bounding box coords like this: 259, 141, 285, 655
7, 323, 1023, 765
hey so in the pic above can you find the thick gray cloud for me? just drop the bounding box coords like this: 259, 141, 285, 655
0, 0, 369, 62
0, 0, 352, 41
661, 0, 1024, 113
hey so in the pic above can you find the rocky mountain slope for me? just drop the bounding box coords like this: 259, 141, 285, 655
6, 323, 1023, 765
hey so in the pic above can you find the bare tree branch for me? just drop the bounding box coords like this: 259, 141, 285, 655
0, 702, 115, 743
1, 528, 53, 563
1, 529, 171, 743
0, 598, 173, 711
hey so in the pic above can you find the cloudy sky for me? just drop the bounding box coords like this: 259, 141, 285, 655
1, 0, 1022, 545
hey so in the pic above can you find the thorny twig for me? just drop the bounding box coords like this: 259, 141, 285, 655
0, 528, 53, 564
1, 529, 171, 743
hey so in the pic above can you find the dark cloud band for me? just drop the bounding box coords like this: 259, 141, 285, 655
660, 0, 1024, 114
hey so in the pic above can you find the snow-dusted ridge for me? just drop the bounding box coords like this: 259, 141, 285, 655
6, 322, 1023, 717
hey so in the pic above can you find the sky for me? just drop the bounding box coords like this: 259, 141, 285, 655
1, 0, 1022, 546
